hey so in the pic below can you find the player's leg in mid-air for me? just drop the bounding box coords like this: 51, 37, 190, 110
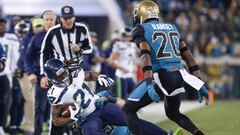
98, 90, 179, 135
154, 69, 204, 135
164, 95, 203, 135
123, 81, 173, 135
124, 80, 185, 135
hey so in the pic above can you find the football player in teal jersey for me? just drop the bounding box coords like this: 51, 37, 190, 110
124, 1, 209, 135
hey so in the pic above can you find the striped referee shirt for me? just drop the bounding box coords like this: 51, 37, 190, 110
40, 22, 93, 75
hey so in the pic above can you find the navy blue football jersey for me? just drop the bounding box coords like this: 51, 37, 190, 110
132, 20, 184, 72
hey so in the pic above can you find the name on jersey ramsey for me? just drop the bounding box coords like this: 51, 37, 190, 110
151, 24, 173, 30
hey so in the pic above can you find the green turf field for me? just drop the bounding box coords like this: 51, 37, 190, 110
158, 100, 240, 135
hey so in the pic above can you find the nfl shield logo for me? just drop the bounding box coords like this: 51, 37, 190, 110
64, 7, 70, 13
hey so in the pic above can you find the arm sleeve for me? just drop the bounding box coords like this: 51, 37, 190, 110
89, 49, 96, 64
80, 25, 93, 54
132, 25, 147, 48
40, 30, 54, 75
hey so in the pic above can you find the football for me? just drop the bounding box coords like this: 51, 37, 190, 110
61, 103, 77, 117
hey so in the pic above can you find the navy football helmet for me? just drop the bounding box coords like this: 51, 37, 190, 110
121, 27, 132, 37
44, 58, 71, 87
14, 20, 30, 37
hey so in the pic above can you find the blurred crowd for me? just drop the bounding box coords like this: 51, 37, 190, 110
119, 0, 240, 57
116, 0, 240, 101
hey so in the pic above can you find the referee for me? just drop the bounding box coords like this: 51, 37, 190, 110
39, 5, 93, 89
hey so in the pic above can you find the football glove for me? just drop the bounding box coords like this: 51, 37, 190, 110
198, 85, 209, 105
95, 95, 117, 110
147, 83, 160, 103
98, 75, 114, 87
69, 103, 81, 121
95, 97, 108, 110
97, 90, 112, 98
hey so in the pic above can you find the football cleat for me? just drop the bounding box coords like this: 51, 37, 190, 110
174, 128, 184, 135
169, 128, 184, 135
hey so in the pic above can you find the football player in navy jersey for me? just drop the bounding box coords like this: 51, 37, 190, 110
44, 58, 183, 135
123, 1, 209, 135
97, 90, 183, 135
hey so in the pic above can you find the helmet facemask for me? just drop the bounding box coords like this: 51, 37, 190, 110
51, 67, 71, 87
133, 8, 141, 26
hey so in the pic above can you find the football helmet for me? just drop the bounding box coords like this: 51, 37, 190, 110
121, 27, 132, 37
133, 1, 159, 26
14, 20, 30, 37
44, 58, 71, 87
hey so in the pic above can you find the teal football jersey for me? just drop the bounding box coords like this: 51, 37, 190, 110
133, 20, 184, 72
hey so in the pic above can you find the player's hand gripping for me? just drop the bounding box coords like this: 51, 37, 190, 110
98, 74, 114, 87
95, 97, 108, 110
95, 90, 115, 110
198, 85, 209, 105
147, 82, 160, 103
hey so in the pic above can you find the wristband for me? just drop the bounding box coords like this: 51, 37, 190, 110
142, 66, 152, 73
140, 49, 150, 57
180, 46, 189, 54
189, 65, 199, 73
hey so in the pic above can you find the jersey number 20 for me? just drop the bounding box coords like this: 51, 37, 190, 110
153, 31, 180, 59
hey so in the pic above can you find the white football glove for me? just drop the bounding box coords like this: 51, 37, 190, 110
69, 103, 81, 121
98, 74, 114, 87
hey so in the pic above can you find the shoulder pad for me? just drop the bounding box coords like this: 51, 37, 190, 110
47, 86, 63, 105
